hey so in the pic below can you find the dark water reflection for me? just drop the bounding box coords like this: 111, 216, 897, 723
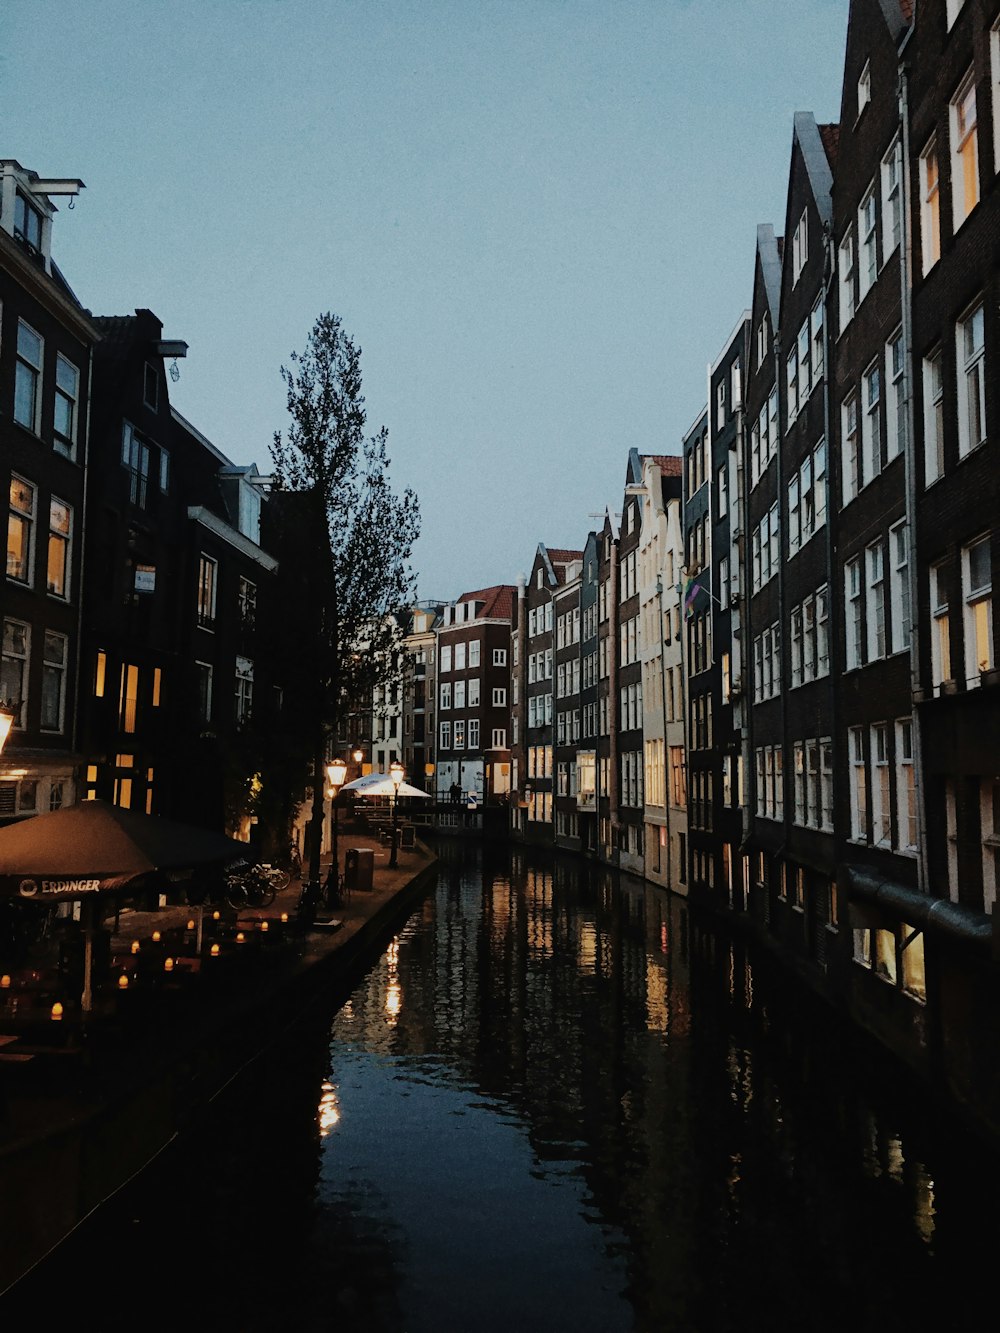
5, 843, 999, 1331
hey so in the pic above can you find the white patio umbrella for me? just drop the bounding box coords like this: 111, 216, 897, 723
341, 772, 432, 799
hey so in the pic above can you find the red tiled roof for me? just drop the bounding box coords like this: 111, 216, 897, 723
898, 0, 914, 21
546, 548, 583, 565
819, 123, 840, 169
457, 584, 516, 620
647, 454, 682, 476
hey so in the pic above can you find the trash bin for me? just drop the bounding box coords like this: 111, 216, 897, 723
344, 847, 374, 893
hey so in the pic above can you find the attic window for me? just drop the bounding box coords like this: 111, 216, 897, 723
144, 363, 158, 410
14, 193, 43, 254
792, 211, 808, 283
858, 62, 871, 118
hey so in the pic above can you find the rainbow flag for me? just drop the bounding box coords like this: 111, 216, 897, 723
683, 577, 702, 620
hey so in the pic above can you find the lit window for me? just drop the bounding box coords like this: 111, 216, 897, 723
930, 562, 952, 690
950, 71, 979, 229
896, 720, 917, 853
963, 536, 993, 682
849, 727, 868, 841
1, 620, 29, 729
871, 724, 891, 846
7, 476, 35, 584
197, 554, 217, 629
47, 498, 72, 598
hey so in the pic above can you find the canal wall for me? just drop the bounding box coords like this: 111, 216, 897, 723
0, 860, 439, 1297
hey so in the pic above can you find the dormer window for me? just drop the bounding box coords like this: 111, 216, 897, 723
14, 192, 42, 254
792, 211, 808, 284
858, 62, 871, 118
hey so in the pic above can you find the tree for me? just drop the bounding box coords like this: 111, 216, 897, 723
270, 313, 420, 892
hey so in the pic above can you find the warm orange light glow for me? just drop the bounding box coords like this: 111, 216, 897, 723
151, 930, 161, 943
164, 957, 174, 972
51, 1002, 64, 1022
318, 1080, 341, 1136
210, 943, 220, 957
0, 974, 10, 989
235, 932, 245, 944
0, 707, 14, 756
131, 940, 140, 955
260, 920, 269, 932
186, 919, 195, 931
213, 911, 220, 921
280, 912, 288, 923
118, 974, 129, 989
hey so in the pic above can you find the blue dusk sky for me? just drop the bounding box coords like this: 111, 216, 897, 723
5, 0, 847, 603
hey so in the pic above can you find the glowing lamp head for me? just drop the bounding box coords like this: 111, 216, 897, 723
51, 1002, 64, 1022
260, 920, 269, 932
281, 912, 288, 923
236, 932, 245, 944
326, 757, 348, 790
164, 957, 174, 972
210, 943, 220, 957
118, 973, 129, 990
151, 930, 161, 943
213, 911, 220, 921
186, 919, 195, 931
131, 940, 141, 955
0, 974, 10, 990
390, 760, 404, 790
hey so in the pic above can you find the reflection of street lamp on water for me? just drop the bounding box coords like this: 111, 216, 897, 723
388, 760, 404, 869
325, 757, 348, 906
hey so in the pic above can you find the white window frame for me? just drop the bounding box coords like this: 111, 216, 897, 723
930, 562, 952, 690
857, 60, 871, 118
862, 360, 881, 486
14, 320, 43, 434
896, 719, 918, 854
492, 648, 506, 666
889, 521, 911, 655
866, 540, 886, 662
956, 300, 986, 458
792, 209, 808, 283
7, 475, 36, 586
54, 353, 80, 458
40, 630, 68, 734
950, 69, 979, 231
881, 138, 902, 260
842, 394, 860, 506
845, 557, 863, 670
919, 140, 940, 274
858, 184, 878, 301
962, 535, 993, 683
849, 727, 868, 842
885, 330, 905, 464
838, 231, 855, 330
923, 347, 944, 485
46, 496, 72, 600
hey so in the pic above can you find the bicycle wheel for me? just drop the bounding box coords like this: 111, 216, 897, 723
225, 880, 249, 910
267, 868, 290, 892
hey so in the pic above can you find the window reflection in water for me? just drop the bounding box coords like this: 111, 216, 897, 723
317, 1079, 340, 1137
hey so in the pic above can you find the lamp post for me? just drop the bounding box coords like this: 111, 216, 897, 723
388, 760, 404, 868
325, 757, 347, 907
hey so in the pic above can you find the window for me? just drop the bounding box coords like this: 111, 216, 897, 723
491, 728, 506, 749
196, 662, 213, 722
839, 231, 855, 329
788, 440, 826, 554
963, 536, 993, 682
1, 620, 29, 727
849, 727, 868, 841
119, 663, 139, 733
121, 423, 150, 508
159, 448, 170, 493
881, 139, 902, 258
792, 210, 808, 283
867, 541, 886, 662
858, 61, 871, 117
717, 466, 728, 520
858, 186, 878, 301
453, 720, 465, 749
469, 678, 480, 706
441, 645, 452, 672
923, 348, 944, 485
786, 343, 798, 424
492, 648, 506, 666
981, 778, 999, 915
143, 362, 159, 410
40, 631, 67, 732
14, 191, 43, 251
14, 321, 43, 432
7, 476, 35, 583
810, 300, 824, 390
885, 332, 904, 463
889, 522, 911, 654
54, 354, 80, 457
871, 724, 891, 846
756, 314, 769, 369
238, 576, 256, 628
455, 642, 466, 671
842, 394, 860, 505
896, 720, 917, 853
956, 301, 986, 457
930, 562, 952, 689
920, 141, 940, 273
454, 681, 466, 709
862, 362, 881, 485
950, 71, 979, 229
440, 721, 451, 749
469, 718, 480, 749
751, 504, 779, 592
845, 557, 863, 669
492, 687, 506, 707
439, 682, 451, 710
197, 555, 217, 629
469, 640, 481, 667
47, 498, 72, 598
993, 21, 1000, 175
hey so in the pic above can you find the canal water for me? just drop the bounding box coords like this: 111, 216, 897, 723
4, 842, 998, 1331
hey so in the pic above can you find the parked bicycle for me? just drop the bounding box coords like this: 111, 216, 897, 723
223, 862, 289, 909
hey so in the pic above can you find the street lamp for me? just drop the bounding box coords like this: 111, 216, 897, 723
0, 701, 18, 757
388, 760, 404, 868
325, 757, 348, 907
352, 745, 364, 771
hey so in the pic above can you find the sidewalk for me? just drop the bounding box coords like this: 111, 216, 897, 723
0, 828, 438, 1296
